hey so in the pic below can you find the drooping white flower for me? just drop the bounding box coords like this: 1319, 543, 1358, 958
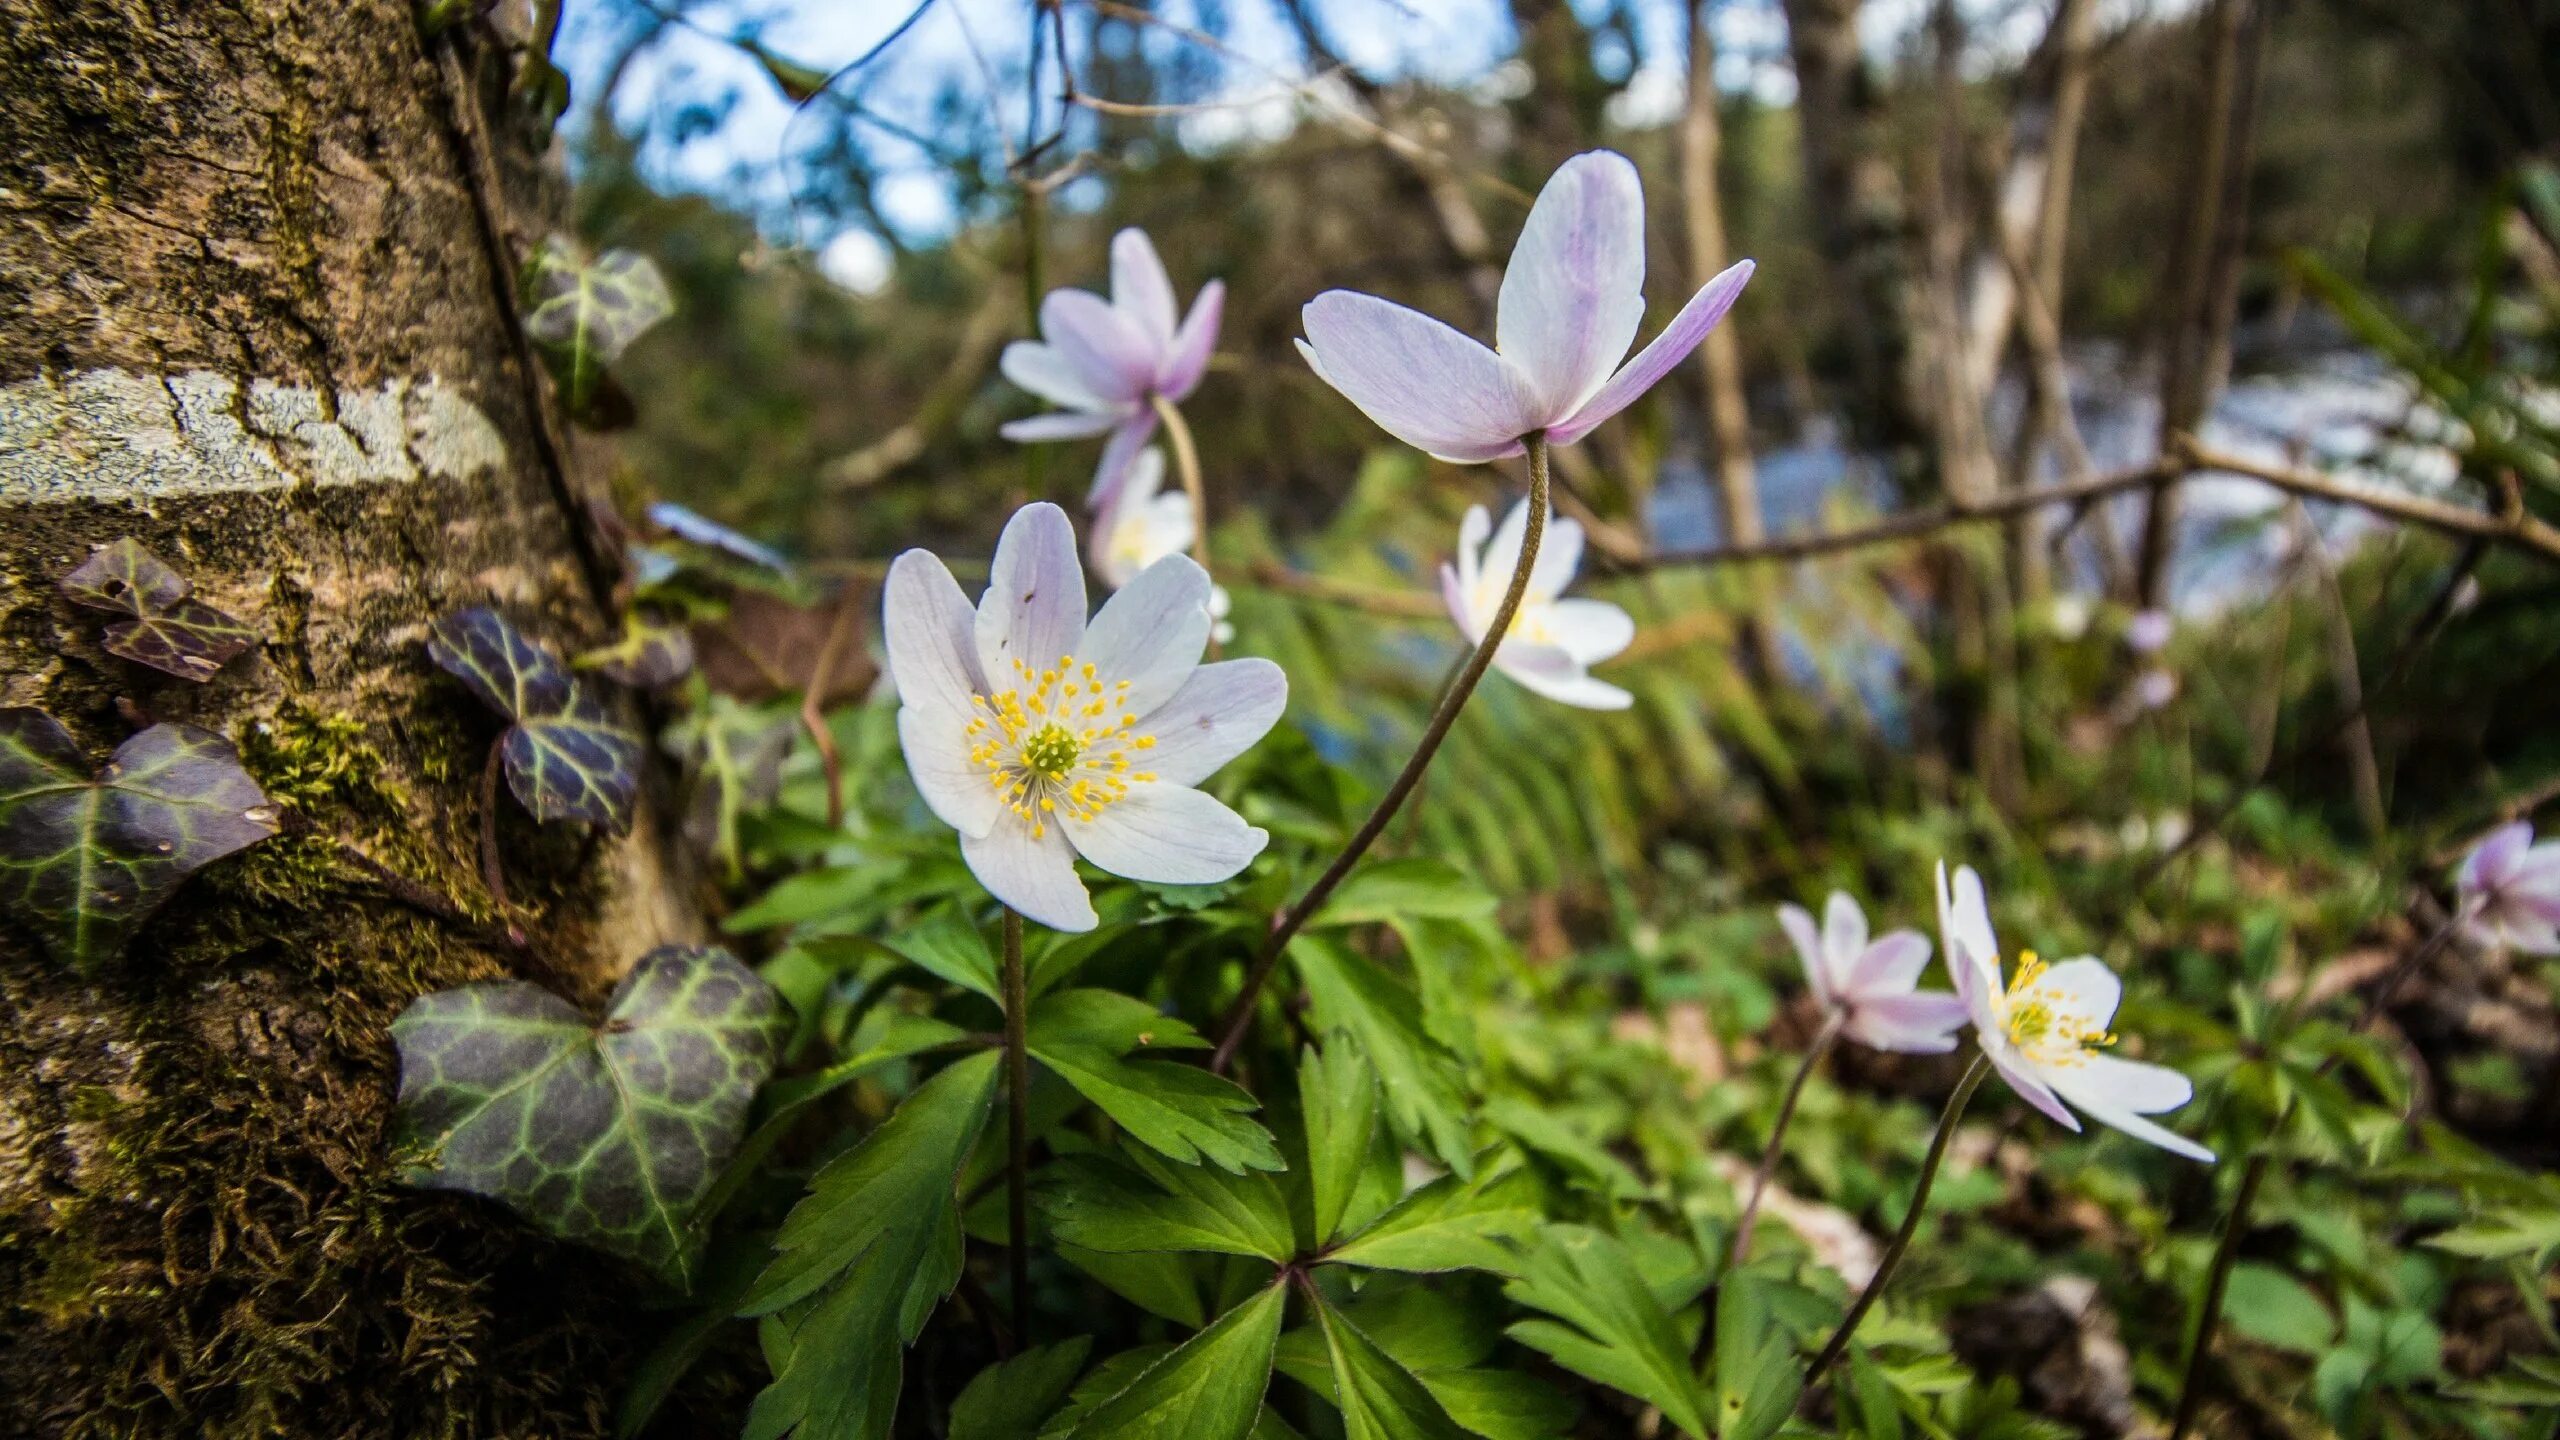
1934, 862, 2213, 1162
1001, 229, 1223, 519
1296, 150, 1752, 463
1777, 892, 1968, 1053
1097, 448, 1233, 644
2457, 821, 2560, 954
1440, 498, 1635, 710
884, 502, 1284, 931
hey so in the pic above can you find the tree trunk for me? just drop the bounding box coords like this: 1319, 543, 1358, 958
0, 3, 702, 1436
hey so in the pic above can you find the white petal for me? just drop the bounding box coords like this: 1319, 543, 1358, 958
2048, 1052, 2195, 1115
1086, 409, 1161, 513
1822, 891, 1870, 983
1993, 1046, 2083, 1131
1064, 783, 1268, 885
1530, 515, 1586, 598
1846, 993, 1970, 1054
1481, 498, 1531, 594
1042, 289, 1157, 403
1142, 658, 1287, 786
1844, 931, 1932, 997
1082, 554, 1212, 715
1440, 563, 1479, 643
963, 819, 1097, 932
1548, 259, 1755, 447
1455, 504, 1492, 601
1003, 411, 1124, 443
1298, 294, 1545, 462
1777, 903, 1830, 1003
1936, 862, 2002, 1004
1496, 655, 1633, 710
898, 704, 1000, 838
1541, 601, 1632, 668
1111, 228, 1179, 348
976, 502, 1088, 686
2035, 957, 2123, 1033
2463, 822, 2533, 900
883, 550, 987, 726
1160, 280, 1224, 400
1002, 340, 1115, 413
1496, 151, 1648, 418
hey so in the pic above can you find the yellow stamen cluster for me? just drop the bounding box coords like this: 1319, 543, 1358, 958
1996, 950, 2117, 1065
965, 653, 1161, 838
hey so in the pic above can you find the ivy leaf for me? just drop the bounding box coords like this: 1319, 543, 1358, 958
1030, 991, 1280, 1173
738, 1053, 1000, 1440
59, 538, 258, 683
1307, 1291, 1475, 1440
0, 710, 281, 969
1042, 1150, 1296, 1263
427, 607, 644, 830
525, 246, 674, 414
1059, 1282, 1287, 1440
1504, 1227, 1712, 1439
950, 1338, 1093, 1440
1289, 936, 1473, 1174
1299, 1042, 1380, 1249
577, 608, 696, 687
1323, 1159, 1538, 1276
390, 945, 784, 1283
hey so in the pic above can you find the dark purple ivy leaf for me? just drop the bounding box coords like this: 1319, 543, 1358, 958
646, 501, 791, 573
390, 945, 784, 1283
577, 609, 696, 688
0, 708, 282, 970
426, 608, 643, 831
59, 539, 259, 683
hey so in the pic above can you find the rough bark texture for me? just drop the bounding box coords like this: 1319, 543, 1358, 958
0, 2, 708, 1435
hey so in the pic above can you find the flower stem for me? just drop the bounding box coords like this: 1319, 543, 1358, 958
1151, 394, 1213, 577
1001, 906, 1032, 1338
1207, 433, 1554, 1076
1730, 1011, 1844, 1271
1805, 1054, 1989, 1387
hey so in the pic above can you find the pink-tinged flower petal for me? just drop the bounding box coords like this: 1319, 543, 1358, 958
1087, 410, 1162, 513
1160, 279, 1225, 400
1822, 891, 1871, 980
1846, 992, 1969, 1054
2462, 821, 2532, 900
1777, 903, 1831, 1004
1439, 563, 1473, 638
1142, 658, 1287, 786
1003, 411, 1124, 443
2035, 957, 2122, 1032
1989, 1044, 2081, 1131
1042, 289, 1157, 404
1844, 931, 1932, 997
883, 549, 987, 726
1540, 599, 1633, 666
1547, 258, 1754, 447
1112, 228, 1180, 349
976, 502, 1088, 685
1002, 340, 1116, 413
1497, 151, 1648, 419
963, 820, 1096, 932
1299, 294, 1543, 463
898, 704, 1001, 839
1082, 554, 1213, 715
1064, 783, 1268, 884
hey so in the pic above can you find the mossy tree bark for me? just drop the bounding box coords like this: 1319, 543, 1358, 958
0, 3, 709, 1435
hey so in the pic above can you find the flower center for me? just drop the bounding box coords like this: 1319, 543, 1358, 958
965, 653, 1161, 838
1995, 951, 2115, 1065
1472, 578, 1560, 643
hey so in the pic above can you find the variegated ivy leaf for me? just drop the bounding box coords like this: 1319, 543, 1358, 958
577, 608, 696, 688
427, 607, 643, 831
524, 245, 673, 414
0, 709, 281, 970
390, 945, 784, 1284
59, 538, 259, 683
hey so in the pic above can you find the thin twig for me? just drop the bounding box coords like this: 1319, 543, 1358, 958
477, 735, 515, 927
1244, 561, 1445, 618
333, 836, 528, 956
1207, 436, 1555, 1075
1731, 1011, 1844, 1271
800, 590, 861, 830
1001, 907, 1033, 1339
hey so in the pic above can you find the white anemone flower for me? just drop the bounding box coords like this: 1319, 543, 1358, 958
1777, 892, 1969, 1053
1934, 862, 2214, 1162
1097, 448, 1233, 644
1441, 498, 1635, 710
2457, 821, 2560, 954
884, 502, 1285, 931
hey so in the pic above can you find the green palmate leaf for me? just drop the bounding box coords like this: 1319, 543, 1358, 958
1323, 1158, 1538, 1275
893, 908, 1003, 1000
1059, 1244, 1212, 1327
739, 1051, 1001, 1314
577, 607, 695, 687
1299, 1042, 1380, 1248
951, 1338, 1093, 1440
1274, 1281, 1574, 1440
1030, 991, 1278, 1173
1504, 1227, 1712, 1439
391, 945, 783, 1282
2221, 1264, 2337, 1355
1043, 1150, 1296, 1262
738, 1053, 1000, 1440
59, 538, 259, 682
1711, 1269, 1806, 1440
1313, 858, 1500, 927
525, 246, 674, 414
427, 607, 643, 830
1289, 936, 1473, 1173
1060, 1282, 1288, 1440
0, 710, 281, 969
2426, 1205, 2560, 1267
1309, 1292, 1475, 1440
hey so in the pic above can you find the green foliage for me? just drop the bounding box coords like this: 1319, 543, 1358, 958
1029, 987, 1282, 1173
427, 607, 644, 830
0, 709, 280, 969
1054, 1283, 1287, 1440
1504, 1227, 1714, 1437
58, 538, 259, 683
389, 945, 784, 1283
524, 243, 674, 419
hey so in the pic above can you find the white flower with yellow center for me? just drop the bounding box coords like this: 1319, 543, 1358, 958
1440, 498, 1635, 710
1095, 448, 1235, 645
1934, 861, 2213, 1162
885, 502, 1286, 931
